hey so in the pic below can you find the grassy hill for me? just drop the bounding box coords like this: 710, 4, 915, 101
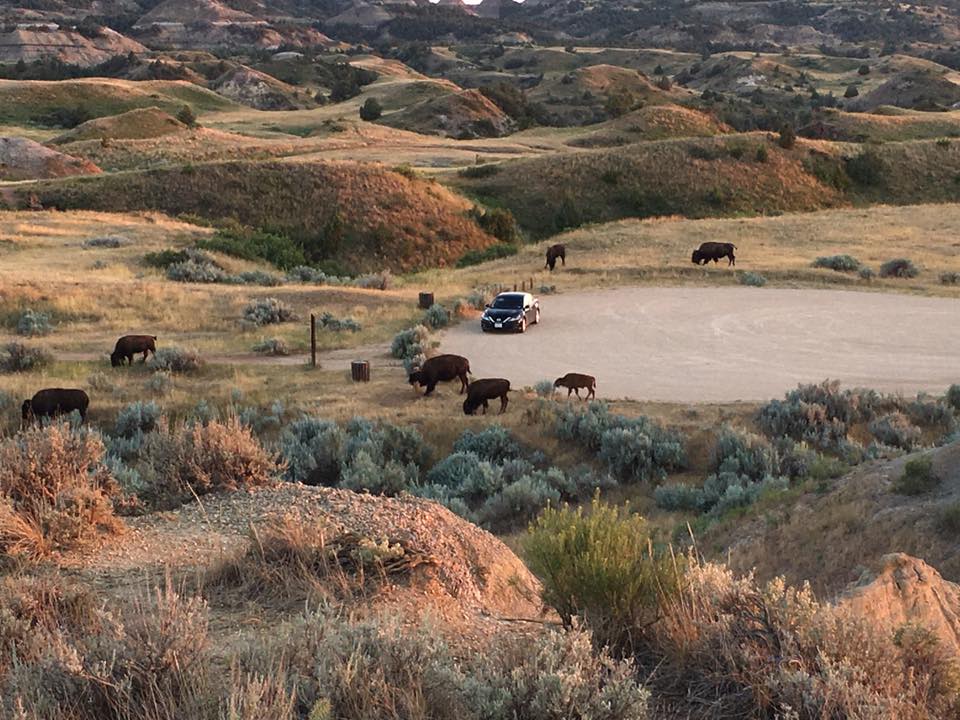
378, 88, 514, 138
453, 135, 845, 235
22, 160, 497, 273
802, 108, 960, 142
51, 107, 186, 143
565, 103, 730, 147
0, 78, 237, 127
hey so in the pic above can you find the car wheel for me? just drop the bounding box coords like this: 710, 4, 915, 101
533, 307, 540, 324
518, 317, 526, 334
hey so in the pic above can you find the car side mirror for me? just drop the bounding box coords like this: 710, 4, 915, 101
485, 304, 491, 309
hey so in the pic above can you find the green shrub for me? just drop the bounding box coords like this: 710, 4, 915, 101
941, 271, 960, 284
713, 427, 778, 480
145, 373, 173, 396
457, 163, 500, 179
318, 313, 361, 332
812, 254, 861, 272
947, 384, 960, 412
243, 298, 295, 326
869, 412, 921, 450
524, 496, 683, 655
456, 242, 518, 268
147, 347, 203, 374
115, 401, 161, 438
422, 303, 451, 329
471, 207, 523, 244
359, 97, 382, 121
859, 266, 875, 280
196, 228, 305, 270
390, 325, 431, 371
739, 271, 767, 287
879, 258, 919, 278
83, 235, 129, 248
846, 148, 886, 186
166, 259, 228, 283
16, 309, 52, 337
653, 482, 704, 512
778, 122, 796, 149
937, 501, 960, 535
1, 342, 52, 373
253, 338, 289, 356
893, 455, 939, 495
143, 248, 192, 268
535, 379, 555, 397
453, 424, 523, 463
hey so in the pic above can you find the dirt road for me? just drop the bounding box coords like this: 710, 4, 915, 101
440, 287, 960, 403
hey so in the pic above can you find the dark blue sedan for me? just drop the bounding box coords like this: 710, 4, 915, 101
480, 292, 540, 333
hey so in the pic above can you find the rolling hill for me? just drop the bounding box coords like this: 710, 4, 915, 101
20, 160, 499, 272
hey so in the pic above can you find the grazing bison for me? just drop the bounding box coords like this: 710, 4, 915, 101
463, 378, 511, 415
409, 354, 471, 396
545, 243, 566, 271
554, 373, 596, 400
111, 335, 157, 367
21, 388, 89, 426
692, 242, 736, 266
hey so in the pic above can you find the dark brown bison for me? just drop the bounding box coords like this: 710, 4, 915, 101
463, 378, 511, 415
111, 335, 157, 367
554, 373, 596, 400
21, 388, 89, 426
409, 354, 471, 396
545, 243, 566, 271
692, 242, 736, 266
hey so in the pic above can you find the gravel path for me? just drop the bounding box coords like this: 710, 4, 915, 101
440, 287, 960, 403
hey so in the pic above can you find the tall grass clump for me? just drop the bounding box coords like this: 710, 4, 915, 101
1, 342, 52, 373
317, 313, 361, 332
2, 579, 213, 720
812, 254, 861, 272
524, 495, 683, 655
122, 418, 279, 510
647, 559, 960, 718
0, 424, 120, 561
196, 228, 305, 270
249, 611, 649, 720
869, 412, 921, 450
114, 400, 161, 438
879, 258, 919, 278
243, 298, 295, 326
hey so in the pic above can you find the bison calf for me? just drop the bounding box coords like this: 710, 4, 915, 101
554, 373, 596, 400
463, 378, 511, 415
545, 243, 566, 271
691, 242, 736, 266
409, 354, 471, 396
22, 388, 89, 426
111, 335, 157, 367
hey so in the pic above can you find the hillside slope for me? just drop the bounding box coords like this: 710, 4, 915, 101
51, 107, 186, 143
379, 88, 515, 138
716, 441, 960, 595
22, 160, 497, 272
0, 78, 236, 127
453, 135, 845, 234
0, 136, 101, 180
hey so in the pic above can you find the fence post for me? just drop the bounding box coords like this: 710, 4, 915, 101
310, 314, 317, 368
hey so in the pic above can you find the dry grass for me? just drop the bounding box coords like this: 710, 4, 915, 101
0, 423, 121, 562
648, 559, 960, 719
208, 515, 436, 605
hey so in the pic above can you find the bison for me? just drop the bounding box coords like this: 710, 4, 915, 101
111, 335, 157, 367
462, 378, 511, 415
409, 354, 471, 396
554, 373, 596, 400
692, 242, 736, 266
545, 243, 566, 271
21, 388, 89, 426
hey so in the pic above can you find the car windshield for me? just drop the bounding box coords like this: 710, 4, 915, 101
491, 295, 523, 309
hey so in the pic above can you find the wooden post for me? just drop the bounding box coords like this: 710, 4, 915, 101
513, 283, 517, 291
418, 292, 434, 309
529, 277, 533, 290
310, 314, 317, 368
521, 279, 526, 291
351, 360, 370, 382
